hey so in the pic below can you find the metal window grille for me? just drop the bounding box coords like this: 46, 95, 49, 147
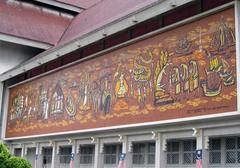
80, 145, 94, 164
59, 147, 72, 164
183, 140, 196, 164
43, 147, 53, 164
167, 141, 180, 164
104, 145, 120, 164
225, 137, 240, 164
14, 148, 22, 157
147, 143, 155, 164
209, 138, 221, 164
133, 143, 145, 164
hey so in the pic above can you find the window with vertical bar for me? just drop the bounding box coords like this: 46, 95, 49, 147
14, 148, 22, 157
80, 145, 94, 164
209, 138, 221, 164
59, 146, 72, 164
225, 137, 240, 164
133, 143, 145, 164
43, 147, 52, 164
183, 140, 196, 164
104, 145, 117, 164
148, 143, 155, 164
167, 141, 180, 164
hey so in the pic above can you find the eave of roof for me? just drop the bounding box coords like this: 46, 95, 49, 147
34, 0, 84, 13
54, 0, 102, 9
0, 1, 72, 46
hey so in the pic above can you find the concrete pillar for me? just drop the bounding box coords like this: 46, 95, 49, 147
34, 143, 41, 168
121, 136, 132, 168
0, 82, 3, 139
21, 144, 26, 159
94, 138, 104, 168
155, 133, 167, 168
195, 129, 208, 168
72, 140, 80, 168
36, 145, 43, 168
51, 142, 59, 168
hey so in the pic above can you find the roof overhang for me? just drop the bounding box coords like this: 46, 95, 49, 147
0, 33, 52, 50
0, 0, 218, 82
35, 0, 84, 13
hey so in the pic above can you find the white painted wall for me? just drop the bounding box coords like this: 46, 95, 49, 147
0, 41, 42, 75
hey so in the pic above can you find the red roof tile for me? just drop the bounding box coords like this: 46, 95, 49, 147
0, 1, 72, 46
59, 0, 157, 45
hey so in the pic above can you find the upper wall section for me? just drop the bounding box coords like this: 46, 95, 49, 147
0, 1, 72, 46
6, 8, 237, 139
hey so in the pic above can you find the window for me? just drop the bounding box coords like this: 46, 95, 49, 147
183, 140, 196, 164
133, 143, 145, 164
80, 145, 94, 164
148, 143, 155, 164
132, 142, 155, 165
209, 138, 221, 164
14, 148, 22, 157
59, 147, 72, 164
104, 144, 122, 165
225, 137, 240, 164
42, 147, 52, 164
167, 141, 180, 164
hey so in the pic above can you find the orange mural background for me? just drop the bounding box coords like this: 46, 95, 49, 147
6, 8, 237, 138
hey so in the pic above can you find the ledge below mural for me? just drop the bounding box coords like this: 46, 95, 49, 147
6, 8, 237, 138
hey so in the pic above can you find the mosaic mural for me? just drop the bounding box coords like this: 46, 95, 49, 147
6, 8, 237, 138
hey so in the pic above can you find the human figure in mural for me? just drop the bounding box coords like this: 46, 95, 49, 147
101, 79, 112, 114
51, 82, 64, 115
154, 49, 174, 105
91, 81, 102, 117
115, 73, 129, 98
12, 94, 24, 120
78, 73, 91, 111
132, 51, 152, 108
65, 91, 76, 118
39, 85, 49, 119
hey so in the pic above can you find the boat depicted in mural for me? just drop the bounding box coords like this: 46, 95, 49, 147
6, 8, 237, 138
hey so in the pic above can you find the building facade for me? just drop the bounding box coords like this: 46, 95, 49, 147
0, 0, 240, 168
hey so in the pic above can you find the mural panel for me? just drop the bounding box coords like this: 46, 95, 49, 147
6, 8, 237, 138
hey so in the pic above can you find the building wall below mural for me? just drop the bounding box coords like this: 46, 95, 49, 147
6, 8, 237, 138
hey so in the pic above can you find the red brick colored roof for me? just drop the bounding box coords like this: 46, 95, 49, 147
0, 1, 72, 46
59, 0, 157, 45
54, 0, 102, 9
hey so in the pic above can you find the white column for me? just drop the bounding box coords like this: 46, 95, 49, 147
235, 0, 240, 112
122, 136, 132, 168
51, 142, 58, 168
155, 133, 167, 168
196, 129, 208, 168
72, 140, 79, 168
21, 144, 26, 159
37, 145, 43, 168
94, 138, 104, 168
1, 85, 9, 139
